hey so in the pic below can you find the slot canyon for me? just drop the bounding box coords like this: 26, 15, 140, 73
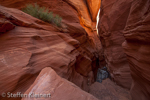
0, 0, 150, 100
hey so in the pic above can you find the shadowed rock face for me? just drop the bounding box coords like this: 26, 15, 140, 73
0, 0, 101, 99
22, 67, 99, 100
98, 0, 150, 100
98, 0, 133, 89
0, 18, 15, 33
122, 0, 150, 100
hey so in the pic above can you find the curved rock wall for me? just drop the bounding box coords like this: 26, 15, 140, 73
123, 0, 150, 100
22, 67, 99, 100
97, 0, 132, 89
98, 0, 150, 100
0, 0, 101, 100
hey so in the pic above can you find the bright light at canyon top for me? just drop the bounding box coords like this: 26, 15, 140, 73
96, 9, 100, 36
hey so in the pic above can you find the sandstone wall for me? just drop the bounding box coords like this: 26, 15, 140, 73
22, 67, 99, 100
98, 0, 150, 100
97, 0, 133, 89
0, 0, 100, 99
123, 0, 150, 100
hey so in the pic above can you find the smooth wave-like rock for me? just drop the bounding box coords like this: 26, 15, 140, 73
0, 3, 99, 99
122, 0, 150, 100
22, 67, 99, 100
97, 0, 132, 89
98, 0, 150, 100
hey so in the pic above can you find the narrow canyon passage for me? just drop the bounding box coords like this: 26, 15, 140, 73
0, 0, 150, 100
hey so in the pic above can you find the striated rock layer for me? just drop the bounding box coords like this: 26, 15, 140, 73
22, 67, 98, 100
97, 0, 132, 89
122, 0, 150, 100
0, 0, 101, 53
0, 0, 100, 99
0, 0, 102, 72
98, 0, 150, 100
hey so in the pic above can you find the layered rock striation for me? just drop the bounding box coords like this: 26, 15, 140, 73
98, 0, 150, 100
0, 0, 101, 99
97, 0, 133, 89
22, 67, 99, 100
123, 0, 150, 100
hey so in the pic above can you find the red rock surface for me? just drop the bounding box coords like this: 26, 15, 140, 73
0, 0, 102, 66
0, 0, 100, 29
2, 0, 150, 100
0, 3, 99, 100
97, 0, 132, 89
0, 0, 103, 99
98, 0, 150, 100
122, 0, 150, 100
0, 18, 15, 33
63, 0, 92, 28
0, 0, 102, 63
22, 67, 98, 100
89, 79, 131, 100
87, 0, 101, 22
61, 0, 102, 53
